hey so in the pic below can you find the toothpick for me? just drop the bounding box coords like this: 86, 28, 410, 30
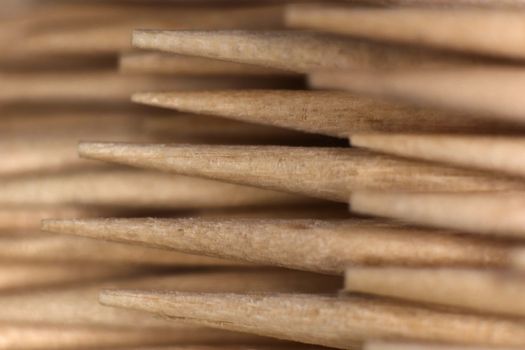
42, 218, 518, 274
132, 30, 490, 73
99, 291, 525, 349
0, 270, 339, 326
132, 90, 525, 138
78, 143, 525, 202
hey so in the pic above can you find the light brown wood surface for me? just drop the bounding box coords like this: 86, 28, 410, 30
132, 30, 495, 73
42, 218, 519, 274
345, 266, 525, 317
287, 4, 525, 59
99, 291, 525, 349
132, 90, 525, 138
351, 191, 525, 238
79, 143, 525, 202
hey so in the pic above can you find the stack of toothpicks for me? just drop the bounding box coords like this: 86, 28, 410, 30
3, 1, 525, 349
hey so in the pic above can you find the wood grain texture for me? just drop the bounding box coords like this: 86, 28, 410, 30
132, 30, 493, 73
99, 291, 525, 349
287, 4, 525, 59
351, 134, 525, 178
132, 90, 525, 138
41, 218, 518, 274
345, 266, 525, 317
310, 68, 525, 124
0, 270, 339, 327
0, 168, 308, 209
78, 143, 525, 202
351, 191, 525, 238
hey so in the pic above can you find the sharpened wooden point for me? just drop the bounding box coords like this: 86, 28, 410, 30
41, 218, 518, 274
99, 290, 525, 349
131, 30, 494, 73
0, 269, 342, 328
78, 142, 525, 203
131, 91, 525, 138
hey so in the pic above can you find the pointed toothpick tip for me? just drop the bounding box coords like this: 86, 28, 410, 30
131, 29, 159, 50
40, 218, 66, 234
99, 288, 137, 307
78, 141, 122, 160
40, 218, 102, 239
131, 92, 158, 105
99, 289, 175, 312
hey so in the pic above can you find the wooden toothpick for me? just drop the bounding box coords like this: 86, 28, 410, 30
132, 30, 491, 73
99, 291, 525, 349
78, 143, 525, 202
42, 218, 518, 274
132, 90, 525, 138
